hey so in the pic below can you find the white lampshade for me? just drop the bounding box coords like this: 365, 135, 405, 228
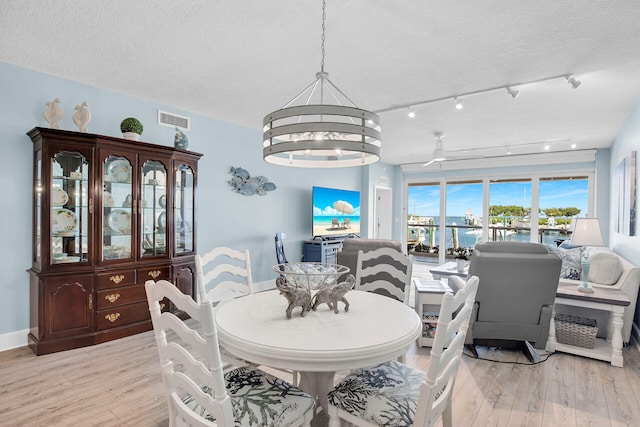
569, 218, 605, 247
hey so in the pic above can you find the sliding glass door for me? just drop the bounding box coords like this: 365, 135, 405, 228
406, 173, 592, 263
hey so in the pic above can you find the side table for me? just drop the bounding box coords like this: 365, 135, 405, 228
413, 278, 452, 347
429, 261, 468, 280
546, 283, 630, 367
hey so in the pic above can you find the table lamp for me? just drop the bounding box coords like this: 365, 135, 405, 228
569, 218, 605, 293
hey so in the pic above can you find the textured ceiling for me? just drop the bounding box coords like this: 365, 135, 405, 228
2, 0, 640, 165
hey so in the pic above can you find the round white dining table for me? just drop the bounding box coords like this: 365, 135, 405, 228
215, 289, 422, 412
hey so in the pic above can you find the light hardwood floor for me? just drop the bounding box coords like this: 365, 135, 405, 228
1, 331, 639, 427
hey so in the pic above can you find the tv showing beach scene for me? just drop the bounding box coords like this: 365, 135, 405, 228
312, 186, 361, 238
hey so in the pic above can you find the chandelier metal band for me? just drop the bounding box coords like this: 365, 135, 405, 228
263, 105, 381, 168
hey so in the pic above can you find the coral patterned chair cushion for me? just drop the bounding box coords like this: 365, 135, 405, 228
183, 366, 315, 426
327, 360, 426, 427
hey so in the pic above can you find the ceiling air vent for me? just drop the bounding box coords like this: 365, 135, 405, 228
158, 110, 190, 130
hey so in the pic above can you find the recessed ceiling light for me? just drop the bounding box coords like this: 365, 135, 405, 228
571, 143, 577, 149
453, 97, 464, 110
544, 145, 550, 151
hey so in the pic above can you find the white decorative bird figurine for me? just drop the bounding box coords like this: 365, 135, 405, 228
44, 98, 63, 129
73, 101, 91, 132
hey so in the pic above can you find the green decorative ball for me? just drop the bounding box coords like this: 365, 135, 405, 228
120, 117, 143, 135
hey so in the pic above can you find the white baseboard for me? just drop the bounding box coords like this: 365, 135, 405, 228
254, 279, 276, 293
0, 329, 28, 353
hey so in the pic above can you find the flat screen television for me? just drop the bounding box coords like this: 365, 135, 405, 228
312, 186, 361, 238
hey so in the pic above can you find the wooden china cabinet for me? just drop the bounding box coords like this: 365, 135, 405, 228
27, 127, 202, 355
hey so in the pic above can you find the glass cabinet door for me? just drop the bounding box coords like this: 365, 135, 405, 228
102, 155, 133, 261
51, 151, 89, 265
141, 160, 167, 257
175, 164, 194, 254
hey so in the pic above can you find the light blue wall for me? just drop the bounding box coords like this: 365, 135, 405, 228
608, 97, 640, 333
0, 61, 368, 337
609, 97, 640, 265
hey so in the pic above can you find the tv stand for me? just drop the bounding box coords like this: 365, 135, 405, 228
303, 239, 344, 264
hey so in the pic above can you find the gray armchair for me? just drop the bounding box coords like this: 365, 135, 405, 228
465, 242, 562, 359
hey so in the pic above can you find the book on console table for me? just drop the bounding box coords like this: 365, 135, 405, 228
413, 278, 452, 293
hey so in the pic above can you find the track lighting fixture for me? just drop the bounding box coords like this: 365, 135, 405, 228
566, 75, 581, 89
375, 73, 582, 116
407, 107, 416, 118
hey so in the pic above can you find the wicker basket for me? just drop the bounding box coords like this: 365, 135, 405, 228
554, 314, 598, 349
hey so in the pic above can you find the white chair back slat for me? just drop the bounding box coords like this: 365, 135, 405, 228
355, 247, 413, 305
196, 247, 253, 304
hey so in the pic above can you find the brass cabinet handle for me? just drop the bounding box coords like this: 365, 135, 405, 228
105, 313, 120, 323
89, 294, 93, 310
105, 293, 120, 303
148, 270, 161, 279
110, 275, 125, 284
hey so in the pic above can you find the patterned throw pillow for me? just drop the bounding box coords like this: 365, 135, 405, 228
548, 245, 582, 279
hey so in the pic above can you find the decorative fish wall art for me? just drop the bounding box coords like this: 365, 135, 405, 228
228, 166, 277, 196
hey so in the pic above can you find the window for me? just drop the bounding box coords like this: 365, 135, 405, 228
446, 181, 483, 251
406, 172, 594, 263
539, 176, 588, 245
488, 178, 531, 242
407, 183, 439, 255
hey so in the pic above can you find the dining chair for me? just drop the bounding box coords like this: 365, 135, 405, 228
195, 246, 253, 305
354, 246, 413, 305
195, 246, 254, 371
326, 275, 479, 427
145, 279, 315, 427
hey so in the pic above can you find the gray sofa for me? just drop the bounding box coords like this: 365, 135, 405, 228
466, 242, 562, 351
552, 246, 640, 343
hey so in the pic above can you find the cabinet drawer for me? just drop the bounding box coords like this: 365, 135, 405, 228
97, 285, 147, 309
97, 301, 150, 330
138, 266, 170, 282
96, 270, 136, 290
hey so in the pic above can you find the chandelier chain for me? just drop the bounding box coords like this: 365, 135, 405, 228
320, 0, 326, 73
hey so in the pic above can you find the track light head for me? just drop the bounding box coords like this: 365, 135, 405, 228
407, 107, 416, 118
566, 75, 581, 89
453, 97, 463, 110
506, 86, 520, 99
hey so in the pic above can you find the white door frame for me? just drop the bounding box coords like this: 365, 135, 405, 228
374, 185, 393, 239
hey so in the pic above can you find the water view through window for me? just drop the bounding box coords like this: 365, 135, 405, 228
408, 176, 589, 256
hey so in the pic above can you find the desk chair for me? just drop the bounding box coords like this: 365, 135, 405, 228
327, 275, 479, 427
275, 232, 288, 264
145, 279, 315, 426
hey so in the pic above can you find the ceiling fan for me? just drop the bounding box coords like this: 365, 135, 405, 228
423, 132, 449, 167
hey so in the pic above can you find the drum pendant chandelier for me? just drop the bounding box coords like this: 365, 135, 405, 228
263, 0, 381, 168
